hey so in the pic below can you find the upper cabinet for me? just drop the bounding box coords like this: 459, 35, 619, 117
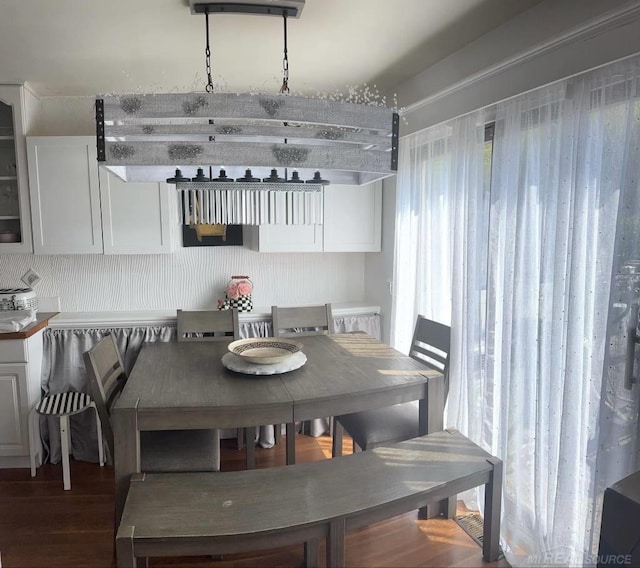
27, 136, 174, 255
27, 137, 102, 254
0, 86, 33, 253
323, 183, 382, 252
243, 181, 382, 253
98, 168, 174, 255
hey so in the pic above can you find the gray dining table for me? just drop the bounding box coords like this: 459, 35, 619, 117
112, 333, 445, 523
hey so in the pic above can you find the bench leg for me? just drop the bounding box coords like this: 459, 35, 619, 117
483, 458, 503, 562
286, 422, 296, 465
327, 518, 345, 568
332, 420, 344, 457
304, 538, 320, 568
274, 424, 282, 445
418, 495, 455, 520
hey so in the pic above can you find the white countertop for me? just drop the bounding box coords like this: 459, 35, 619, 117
48, 303, 380, 329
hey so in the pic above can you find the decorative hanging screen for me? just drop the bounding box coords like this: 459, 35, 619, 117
179, 182, 323, 226
96, 93, 399, 186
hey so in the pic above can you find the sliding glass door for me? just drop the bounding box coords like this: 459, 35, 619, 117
393, 55, 640, 567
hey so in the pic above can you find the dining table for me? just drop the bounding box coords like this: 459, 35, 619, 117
112, 333, 446, 524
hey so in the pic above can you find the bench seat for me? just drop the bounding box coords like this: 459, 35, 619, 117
116, 429, 502, 567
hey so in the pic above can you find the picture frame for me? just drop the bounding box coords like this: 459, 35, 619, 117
21, 268, 42, 289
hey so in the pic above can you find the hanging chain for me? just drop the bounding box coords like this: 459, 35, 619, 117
204, 9, 214, 93
279, 11, 290, 94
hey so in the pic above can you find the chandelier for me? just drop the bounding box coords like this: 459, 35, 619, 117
95, 0, 398, 225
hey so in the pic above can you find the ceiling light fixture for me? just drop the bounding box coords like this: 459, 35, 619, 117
94, 0, 398, 225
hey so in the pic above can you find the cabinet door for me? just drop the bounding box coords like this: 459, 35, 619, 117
27, 136, 103, 254
323, 182, 382, 252
0, 86, 32, 253
243, 224, 323, 252
99, 168, 174, 255
0, 364, 29, 456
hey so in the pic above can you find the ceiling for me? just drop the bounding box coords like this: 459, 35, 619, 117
0, 0, 539, 103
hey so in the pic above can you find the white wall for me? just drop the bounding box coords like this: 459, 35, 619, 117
0, 249, 365, 312
364, 177, 395, 345
27, 96, 94, 136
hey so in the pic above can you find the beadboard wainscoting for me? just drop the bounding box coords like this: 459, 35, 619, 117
0, 249, 366, 311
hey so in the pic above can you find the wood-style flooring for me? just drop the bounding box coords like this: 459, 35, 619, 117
0, 434, 511, 568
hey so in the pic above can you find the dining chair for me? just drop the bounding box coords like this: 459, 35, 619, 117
332, 316, 450, 455
177, 308, 240, 342
177, 308, 245, 453
83, 334, 220, 473
271, 304, 335, 338
271, 303, 335, 460
28, 391, 104, 491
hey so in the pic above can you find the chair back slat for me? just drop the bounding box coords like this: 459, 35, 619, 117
271, 304, 334, 338
177, 309, 240, 342
409, 316, 451, 397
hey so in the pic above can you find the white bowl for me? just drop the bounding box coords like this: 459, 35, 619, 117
228, 337, 303, 365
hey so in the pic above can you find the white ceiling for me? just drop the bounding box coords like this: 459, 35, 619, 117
0, 0, 539, 101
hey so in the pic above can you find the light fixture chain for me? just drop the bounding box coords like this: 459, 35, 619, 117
280, 11, 290, 94
205, 9, 214, 93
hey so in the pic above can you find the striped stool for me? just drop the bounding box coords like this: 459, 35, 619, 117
28, 392, 104, 490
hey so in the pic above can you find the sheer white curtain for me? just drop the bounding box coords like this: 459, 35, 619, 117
483, 59, 640, 566
392, 56, 640, 567
390, 110, 487, 351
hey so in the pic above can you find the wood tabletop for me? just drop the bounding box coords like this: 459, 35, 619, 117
119, 341, 294, 428
117, 334, 438, 428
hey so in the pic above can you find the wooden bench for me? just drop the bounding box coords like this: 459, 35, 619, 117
116, 429, 502, 567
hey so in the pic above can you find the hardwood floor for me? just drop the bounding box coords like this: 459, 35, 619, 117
0, 434, 510, 568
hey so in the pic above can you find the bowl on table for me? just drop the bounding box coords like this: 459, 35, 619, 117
227, 337, 303, 365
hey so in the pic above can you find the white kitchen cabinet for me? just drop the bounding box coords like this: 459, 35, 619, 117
0, 331, 44, 468
323, 182, 382, 252
98, 168, 174, 255
27, 136, 174, 254
243, 181, 382, 253
243, 223, 323, 252
28, 136, 102, 254
0, 85, 33, 253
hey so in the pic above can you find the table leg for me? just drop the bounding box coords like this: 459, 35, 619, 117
332, 420, 344, 458
419, 377, 455, 519
419, 375, 444, 434
245, 427, 255, 470
286, 423, 296, 465
213, 428, 221, 471
113, 405, 140, 526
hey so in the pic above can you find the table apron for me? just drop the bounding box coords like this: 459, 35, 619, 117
137, 405, 294, 430
293, 383, 428, 422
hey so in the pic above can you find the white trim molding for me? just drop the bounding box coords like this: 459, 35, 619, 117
398, 0, 640, 135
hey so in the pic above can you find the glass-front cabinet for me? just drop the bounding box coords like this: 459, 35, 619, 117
0, 86, 32, 253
